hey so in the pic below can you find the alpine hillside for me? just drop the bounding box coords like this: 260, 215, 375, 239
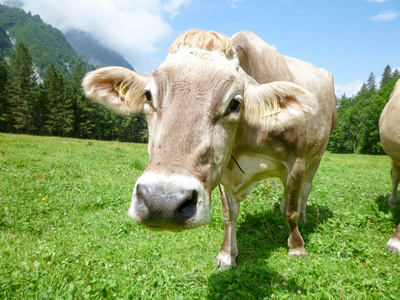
0, 4, 134, 77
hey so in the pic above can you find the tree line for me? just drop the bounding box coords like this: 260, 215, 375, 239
0, 42, 148, 143
328, 66, 400, 154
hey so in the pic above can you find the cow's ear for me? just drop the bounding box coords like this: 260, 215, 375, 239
83, 67, 148, 114
243, 81, 319, 131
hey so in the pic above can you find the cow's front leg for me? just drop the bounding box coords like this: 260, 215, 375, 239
299, 159, 321, 223
386, 224, 400, 254
281, 158, 307, 257
389, 161, 400, 207
216, 184, 240, 268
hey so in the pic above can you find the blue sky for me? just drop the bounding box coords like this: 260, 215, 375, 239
2, 0, 400, 96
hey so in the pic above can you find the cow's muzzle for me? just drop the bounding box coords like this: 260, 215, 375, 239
128, 173, 210, 231
135, 184, 198, 229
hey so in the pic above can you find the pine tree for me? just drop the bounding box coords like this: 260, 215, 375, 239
44, 62, 73, 136
30, 83, 47, 135
43, 63, 61, 135
0, 55, 6, 92
60, 83, 75, 137
328, 95, 362, 153
0, 55, 9, 132
367, 72, 376, 92
380, 65, 392, 88
357, 83, 368, 96
6, 42, 36, 133
393, 68, 400, 80
70, 63, 97, 138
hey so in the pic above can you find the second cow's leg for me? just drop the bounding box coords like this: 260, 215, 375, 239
216, 184, 240, 268
281, 158, 307, 257
386, 224, 400, 254
389, 160, 400, 207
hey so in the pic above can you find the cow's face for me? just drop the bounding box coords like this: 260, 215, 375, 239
83, 31, 318, 232
132, 50, 244, 230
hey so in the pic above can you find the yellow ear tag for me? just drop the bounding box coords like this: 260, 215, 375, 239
115, 84, 128, 99
261, 99, 281, 117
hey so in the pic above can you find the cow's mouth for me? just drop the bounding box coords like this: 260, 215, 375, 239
145, 225, 183, 233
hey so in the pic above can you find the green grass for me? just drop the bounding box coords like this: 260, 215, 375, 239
1, 133, 399, 299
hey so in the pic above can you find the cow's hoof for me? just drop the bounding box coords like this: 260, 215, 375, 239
288, 247, 308, 257
215, 252, 237, 269
388, 197, 398, 207
386, 238, 400, 254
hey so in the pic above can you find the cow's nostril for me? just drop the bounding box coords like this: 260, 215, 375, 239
136, 184, 150, 209
177, 190, 198, 220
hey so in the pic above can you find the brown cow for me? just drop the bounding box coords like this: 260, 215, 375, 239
83, 30, 337, 267
380, 79, 400, 254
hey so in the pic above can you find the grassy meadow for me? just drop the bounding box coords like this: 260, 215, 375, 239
1, 133, 400, 299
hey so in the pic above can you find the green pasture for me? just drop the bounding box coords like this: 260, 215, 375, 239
0, 133, 399, 299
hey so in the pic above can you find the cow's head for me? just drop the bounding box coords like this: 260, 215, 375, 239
83, 30, 318, 231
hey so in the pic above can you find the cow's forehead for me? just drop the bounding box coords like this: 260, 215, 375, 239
147, 48, 243, 106
158, 47, 241, 78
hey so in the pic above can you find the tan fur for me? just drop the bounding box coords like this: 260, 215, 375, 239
244, 81, 319, 131
380, 79, 400, 254
169, 30, 235, 59
82, 67, 148, 115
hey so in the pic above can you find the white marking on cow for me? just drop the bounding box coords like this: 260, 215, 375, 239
386, 238, 400, 254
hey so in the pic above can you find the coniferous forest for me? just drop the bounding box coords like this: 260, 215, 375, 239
328, 66, 399, 154
0, 42, 148, 143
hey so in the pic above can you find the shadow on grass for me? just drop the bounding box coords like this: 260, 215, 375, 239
206, 202, 332, 299
375, 193, 400, 226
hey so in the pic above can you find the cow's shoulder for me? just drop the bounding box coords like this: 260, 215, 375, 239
382, 80, 400, 119
390, 79, 400, 104
283, 55, 334, 94
381, 79, 400, 126
231, 30, 294, 83
380, 80, 400, 164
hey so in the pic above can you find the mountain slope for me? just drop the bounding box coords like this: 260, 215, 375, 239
0, 4, 135, 76
65, 30, 134, 71
0, 4, 85, 76
0, 26, 12, 56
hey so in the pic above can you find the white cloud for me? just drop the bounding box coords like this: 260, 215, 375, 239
163, 0, 192, 18
0, 0, 192, 72
335, 80, 363, 97
370, 10, 399, 22
227, 0, 241, 9
366, 0, 387, 3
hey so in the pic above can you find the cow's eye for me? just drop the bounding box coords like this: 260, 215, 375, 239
143, 90, 153, 106
227, 96, 242, 114
144, 91, 152, 101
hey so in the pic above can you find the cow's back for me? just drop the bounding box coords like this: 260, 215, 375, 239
380, 80, 400, 164
231, 30, 337, 160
